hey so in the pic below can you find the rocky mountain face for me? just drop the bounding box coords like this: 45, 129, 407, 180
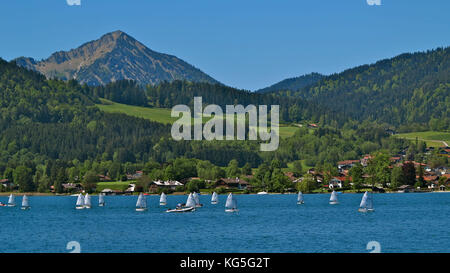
14, 30, 218, 86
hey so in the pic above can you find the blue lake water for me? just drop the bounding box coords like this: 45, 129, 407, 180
1, 192, 450, 253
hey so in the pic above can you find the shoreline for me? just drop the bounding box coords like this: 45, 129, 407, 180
1, 190, 448, 196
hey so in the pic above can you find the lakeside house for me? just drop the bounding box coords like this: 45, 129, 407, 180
0, 179, 13, 189
398, 185, 415, 193
215, 177, 249, 190
337, 160, 360, 171
97, 174, 112, 182
149, 180, 183, 192
126, 171, 143, 180
62, 183, 82, 192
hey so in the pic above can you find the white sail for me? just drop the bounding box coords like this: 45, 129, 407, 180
22, 195, 29, 207
136, 193, 147, 208
211, 192, 218, 203
225, 193, 237, 209
76, 193, 84, 206
98, 193, 105, 205
359, 192, 368, 208
84, 193, 92, 207
185, 193, 196, 208
193, 192, 200, 205
367, 193, 373, 210
160, 192, 167, 204
330, 191, 338, 203
297, 191, 304, 203
8, 194, 15, 205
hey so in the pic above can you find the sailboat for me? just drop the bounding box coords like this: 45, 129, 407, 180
329, 190, 339, 205
211, 192, 219, 204
225, 193, 238, 212
297, 191, 304, 205
8, 194, 15, 207
84, 193, 92, 209
98, 193, 105, 207
21, 195, 30, 210
135, 193, 147, 211
358, 191, 374, 213
166, 193, 195, 213
76, 193, 85, 210
193, 192, 203, 207
159, 192, 167, 206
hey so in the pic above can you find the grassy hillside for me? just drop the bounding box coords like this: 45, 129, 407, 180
97, 99, 176, 124
394, 131, 450, 147
96, 99, 299, 138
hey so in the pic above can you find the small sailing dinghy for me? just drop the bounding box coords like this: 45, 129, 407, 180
21, 195, 30, 210
329, 190, 339, 205
76, 193, 85, 210
167, 193, 195, 213
225, 193, 238, 212
211, 192, 219, 204
160, 192, 167, 206
297, 191, 304, 205
84, 193, 92, 209
136, 193, 147, 212
8, 194, 16, 207
358, 191, 374, 213
193, 192, 203, 207
98, 193, 105, 207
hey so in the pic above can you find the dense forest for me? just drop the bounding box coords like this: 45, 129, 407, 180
268, 47, 450, 131
0, 47, 449, 194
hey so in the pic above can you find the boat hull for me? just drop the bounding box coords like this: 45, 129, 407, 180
160, 202, 167, 206
297, 201, 304, 205
166, 207, 195, 213
225, 208, 239, 213
7, 204, 16, 207
75, 206, 84, 210
211, 201, 218, 204
84, 206, 91, 209
329, 201, 339, 205
99, 204, 105, 207
136, 208, 147, 212
358, 208, 375, 213
21, 206, 30, 210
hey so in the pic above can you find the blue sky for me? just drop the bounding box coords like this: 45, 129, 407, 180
0, 0, 449, 90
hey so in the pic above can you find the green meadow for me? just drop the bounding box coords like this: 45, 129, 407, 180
96, 99, 299, 138
394, 131, 450, 147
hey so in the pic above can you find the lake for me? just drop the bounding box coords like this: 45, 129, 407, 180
1, 192, 450, 253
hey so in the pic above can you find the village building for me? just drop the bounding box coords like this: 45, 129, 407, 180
215, 177, 249, 190
150, 180, 184, 192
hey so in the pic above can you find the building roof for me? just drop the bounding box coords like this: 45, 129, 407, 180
153, 180, 183, 186
218, 177, 249, 185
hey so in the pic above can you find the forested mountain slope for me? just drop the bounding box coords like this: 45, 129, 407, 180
269, 47, 450, 130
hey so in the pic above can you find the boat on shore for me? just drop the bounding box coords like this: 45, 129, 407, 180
225, 193, 238, 212
135, 193, 147, 212
329, 190, 339, 205
358, 191, 374, 213
257, 191, 268, 195
297, 191, 304, 205
21, 195, 30, 210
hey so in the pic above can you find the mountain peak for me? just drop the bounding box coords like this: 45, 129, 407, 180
14, 31, 218, 86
